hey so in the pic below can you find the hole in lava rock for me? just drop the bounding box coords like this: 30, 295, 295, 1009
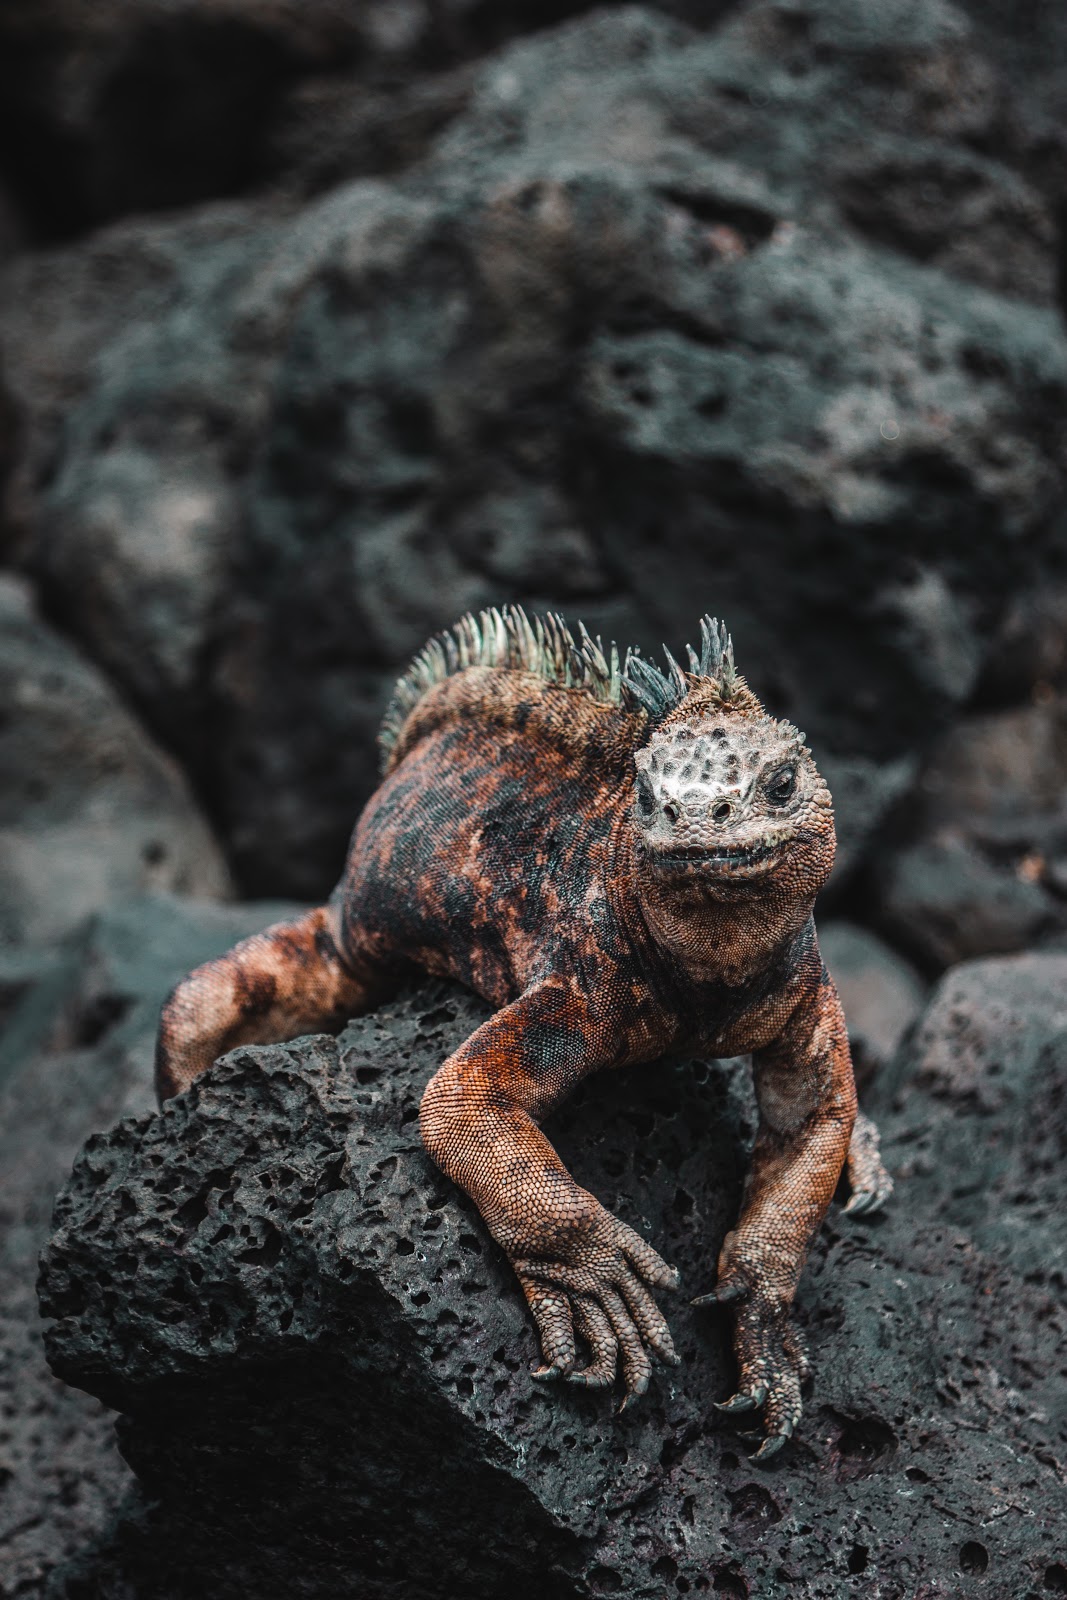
235, 1224, 282, 1267
727, 1483, 782, 1528
959, 1542, 988, 1575
712, 1571, 747, 1597
832, 1413, 897, 1475
1045, 1564, 1067, 1593
396, 1237, 415, 1255
847, 1544, 868, 1574
419, 1004, 457, 1028
176, 1170, 233, 1231
905, 1467, 930, 1483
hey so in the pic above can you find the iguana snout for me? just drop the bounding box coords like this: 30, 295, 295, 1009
632, 709, 833, 885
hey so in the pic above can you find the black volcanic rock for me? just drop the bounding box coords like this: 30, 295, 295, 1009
39, 963, 1067, 1598
3, 1, 1067, 899
0, 894, 306, 1599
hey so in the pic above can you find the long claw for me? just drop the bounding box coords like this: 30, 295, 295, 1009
564, 1368, 614, 1389
692, 1280, 746, 1308
751, 1432, 789, 1464
617, 1368, 651, 1413
530, 1363, 567, 1383
843, 1189, 882, 1216
714, 1386, 766, 1414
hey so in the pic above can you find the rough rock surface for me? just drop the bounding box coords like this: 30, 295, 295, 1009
39, 960, 1067, 1598
3, 0, 1066, 897
0, 893, 304, 1599
874, 695, 1067, 969
0, 574, 233, 958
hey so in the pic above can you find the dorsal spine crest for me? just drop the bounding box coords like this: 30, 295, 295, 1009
379, 606, 748, 769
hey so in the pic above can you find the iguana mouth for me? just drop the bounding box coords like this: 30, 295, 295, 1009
650, 839, 786, 876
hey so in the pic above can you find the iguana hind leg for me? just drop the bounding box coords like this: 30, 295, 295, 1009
156, 904, 383, 1100
843, 1110, 894, 1215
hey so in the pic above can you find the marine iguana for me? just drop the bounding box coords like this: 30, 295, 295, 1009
156, 608, 892, 1458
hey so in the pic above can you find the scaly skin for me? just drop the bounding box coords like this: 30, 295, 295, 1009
156, 611, 893, 1458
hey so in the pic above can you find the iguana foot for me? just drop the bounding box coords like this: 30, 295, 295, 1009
843, 1109, 894, 1216
694, 1276, 811, 1463
512, 1204, 681, 1403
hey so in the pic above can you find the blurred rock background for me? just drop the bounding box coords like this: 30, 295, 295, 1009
0, 0, 1065, 1594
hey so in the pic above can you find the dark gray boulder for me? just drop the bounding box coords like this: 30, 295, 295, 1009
39, 959, 1067, 1598
0, 893, 305, 1598
0, 574, 233, 958
4, 1, 1067, 899
874, 696, 1067, 969
876, 952, 1067, 1280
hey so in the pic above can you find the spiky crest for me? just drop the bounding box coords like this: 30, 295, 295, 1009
378, 606, 749, 769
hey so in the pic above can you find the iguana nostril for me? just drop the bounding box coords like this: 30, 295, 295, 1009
662, 800, 680, 825
713, 801, 732, 823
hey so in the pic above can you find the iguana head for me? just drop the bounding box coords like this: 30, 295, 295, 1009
626, 620, 835, 901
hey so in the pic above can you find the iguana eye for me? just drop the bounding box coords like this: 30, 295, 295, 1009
766, 765, 796, 804
636, 771, 657, 817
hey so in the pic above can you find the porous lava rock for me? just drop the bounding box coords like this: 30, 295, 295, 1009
0, 893, 305, 1598
39, 962, 1067, 1598
3, 0, 1067, 898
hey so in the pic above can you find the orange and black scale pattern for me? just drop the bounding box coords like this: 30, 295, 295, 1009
156, 610, 893, 1459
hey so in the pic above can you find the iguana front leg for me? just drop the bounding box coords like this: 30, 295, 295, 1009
695, 971, 857, 1460
419, 980, 680, 1400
